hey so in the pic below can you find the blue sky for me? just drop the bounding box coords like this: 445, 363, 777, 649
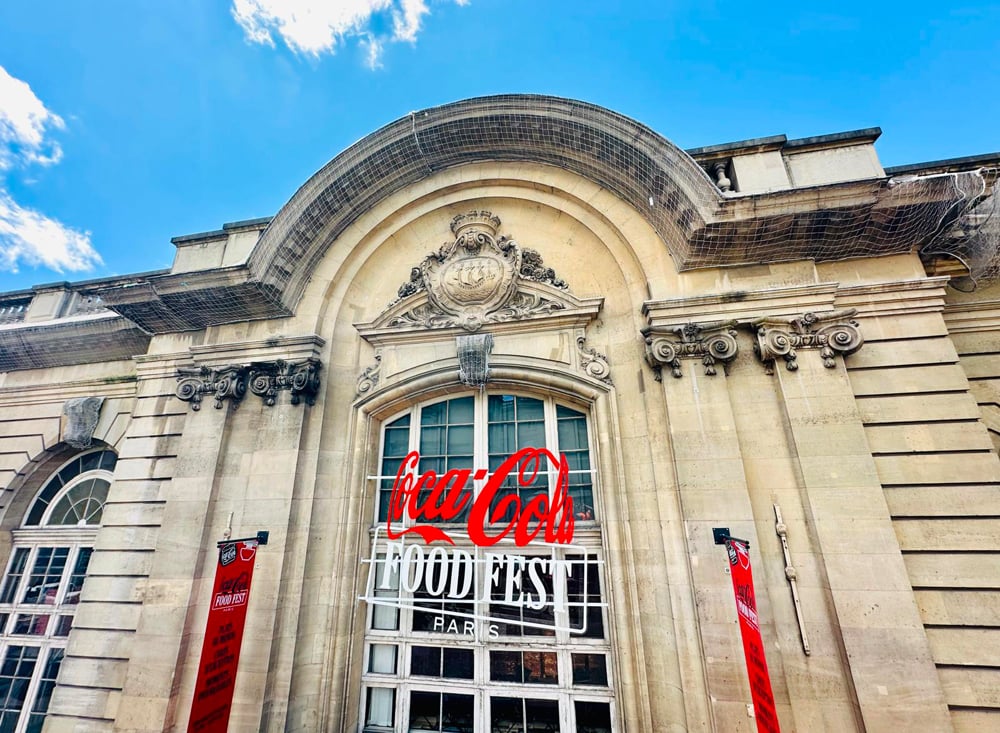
0, 1, 997, 293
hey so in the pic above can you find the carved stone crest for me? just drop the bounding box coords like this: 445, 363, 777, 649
389, 211, 567, 331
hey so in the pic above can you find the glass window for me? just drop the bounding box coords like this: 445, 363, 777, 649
375, 394, 595, 525
0, 448, 113, 733
490, 696, 559, 733
409, 691, 474, 733
361, 395, 613, 732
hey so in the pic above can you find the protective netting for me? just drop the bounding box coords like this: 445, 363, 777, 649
918, 169, 999, 290
83, 95, 998, 333
457, 333, 494, 388
0, 313, 150, 372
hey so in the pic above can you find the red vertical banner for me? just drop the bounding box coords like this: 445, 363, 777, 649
726, 538, 781, 733
188, 539, 259, 733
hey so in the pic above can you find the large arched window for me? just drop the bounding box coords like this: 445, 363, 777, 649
0, 449, 115, 733
361, 394, 614, 733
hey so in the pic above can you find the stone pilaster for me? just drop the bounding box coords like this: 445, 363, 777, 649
764, 331, 953, 731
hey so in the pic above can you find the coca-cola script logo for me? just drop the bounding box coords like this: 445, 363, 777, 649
220, 543, 237, 567
386, 447, 575, 547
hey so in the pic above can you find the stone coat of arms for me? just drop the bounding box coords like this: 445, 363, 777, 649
389, 211, 567, 332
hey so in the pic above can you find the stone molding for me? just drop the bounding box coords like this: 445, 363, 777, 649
752, 308, 864, 372
175, 358, 322, 410
642, 321, 739, 379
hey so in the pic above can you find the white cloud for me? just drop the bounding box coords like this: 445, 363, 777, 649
0, 66, 65, 171
232, 0, 466, 64
0, 191, 101, 274
0, 65, 100, 276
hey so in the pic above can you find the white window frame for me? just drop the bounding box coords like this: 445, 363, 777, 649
361, 393, 616, 733
0, 450, 112, 733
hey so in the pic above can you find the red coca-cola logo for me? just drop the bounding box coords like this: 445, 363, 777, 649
386, 447, 575, 547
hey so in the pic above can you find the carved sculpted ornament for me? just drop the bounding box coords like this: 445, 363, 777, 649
753, 309, 864, 372
389, 211, 567, 332
175, 359, 322, 410
643, 321, 740, 379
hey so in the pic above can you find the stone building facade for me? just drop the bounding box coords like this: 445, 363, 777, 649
0, 95, 997, 732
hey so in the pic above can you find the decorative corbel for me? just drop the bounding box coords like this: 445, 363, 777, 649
248, 358, 322, 406
752, 309, 864, 373
175, 365, 248, 411
356, 353, 382, 396
176, 359, 322, 410
286, 358, 322, 405
577, 335, 612, 385
642, 321, 739, 380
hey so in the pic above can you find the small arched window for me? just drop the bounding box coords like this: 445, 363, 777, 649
0, 448, 115, 733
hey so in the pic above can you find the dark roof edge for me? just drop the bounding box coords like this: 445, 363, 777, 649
783, 127, 882, 152
686, 135, 787, 157
171, 216, 272, 245
885, 152, 1000, 175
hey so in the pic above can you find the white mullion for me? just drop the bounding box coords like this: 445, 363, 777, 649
543, 398, 555, 500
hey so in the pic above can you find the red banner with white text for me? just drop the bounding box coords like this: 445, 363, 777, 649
726, 538, 781, 733
188, 540, 259, 733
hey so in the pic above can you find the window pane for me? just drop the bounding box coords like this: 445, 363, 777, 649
557, 412, 589, 450
411, 646, 441, 676
488, 395, 516, 422
365, 687, 395, 727
368, 644, 397, 674
518, 420, 545, 449
448, 396, 474, 424
79, 452, 101, 473
0, 646, 38, 721
24, 648, 63, 733
22, 548, 69, 605
490, 650, 521, 682
0, 549, 29, 604
12, 615, 49, 636
54, 616, 73, 637
574, 701, 612, 733
442, 648, 474, 679
516, 397, 544, 421
420, 401, 448, 426
441, 693, 474, 733
420, 426, 446, 456
523, 651, 558, 684
525, 699, 559, 730
572, 653, 608, 686
409, 690, 440, 731
383, 423, 411, 457
99, 450, 118, 471
567, 557, 604, 639
491, 697, 523, 733
64, 548, 93, 605
447, 425, 474, 455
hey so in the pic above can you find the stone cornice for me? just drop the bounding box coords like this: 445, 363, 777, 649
134, 335, 325, 382
644, 283, 839, 325
942, 299, 1000, 333
0, 312, 151, 373
833, 277, 949, 317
